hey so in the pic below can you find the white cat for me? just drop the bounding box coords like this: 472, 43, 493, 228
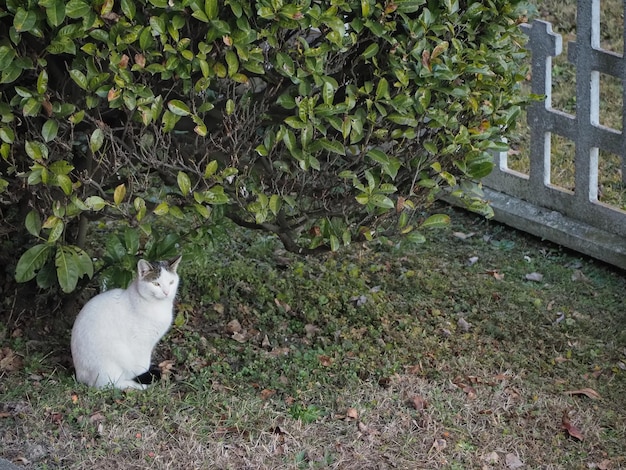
71, 255, 182, 389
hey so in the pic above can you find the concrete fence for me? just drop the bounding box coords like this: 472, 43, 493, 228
481, 0, 626, 270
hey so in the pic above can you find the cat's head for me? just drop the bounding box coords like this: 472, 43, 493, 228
136, 255, 182, 300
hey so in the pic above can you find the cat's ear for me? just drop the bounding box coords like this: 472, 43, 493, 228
137, 259, 154, 279
168, 255, 182, 272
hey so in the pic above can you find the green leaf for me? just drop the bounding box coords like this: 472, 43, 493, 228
70, 69, 88, 90
42, 120, 59, 142
361, 43, 379, 60
47, 217, 64, 243
37, 70, 48, 95
72, 246, 94, 278
225, 50, 239, 76
89, 128, 104, 153
0, 127, 15, 144
114, 183, 126, 205
56, 245, 80, 293
420, 214, 450, 230
121, 0, 136, 19
153, 201, 169, 215
25, 210, 42, 237
14, 8, 38, 33
269, 194, 281, 216
25, 140, 48, 160
370, 194, 395, 209
204, 160, 219, 178
177, 171, 192, 195
56, 174, 73, 195
205, 0, 219, 20
85, 196, 106, 210
45, 0, 66, 27
23, 98, 42, 117
124, 227, 139, 255
162, 110, 181, 132
0, 46, 16, 72
15, 244, 52, 282
319, 139, 345, 156
65, 0, 91, 18
167, 100, 191, 116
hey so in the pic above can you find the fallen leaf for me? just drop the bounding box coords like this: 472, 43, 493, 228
304, 324, 320, 338
231, 331, 247, 343
505, 453, 524, 468
0, 347, 23, 372
483, 451, 499, 464
563, 388, 601, 400
463, 385, 477, 400
225, 319, 242, 334
408, 395, 428, 411
274, 298, 291, 312
525, 272, 543, 282
350, 295, 368, 307
260, 389, 275, 400
346, 407, 359, 420
213, 303, 225, 314
262, 335, 271, 348
267, 347, 290, 357
561, 410, 584, 441
429, 438, 447, 453
453, 231, 475, 240
571, 270, 589, 282
485, 270, 504, 280
318, 355, 333, 367
457, 317, 472, 332
90, 412, 105, 423
597, 459, 612, 470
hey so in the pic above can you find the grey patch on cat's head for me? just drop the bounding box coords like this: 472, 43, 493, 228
137, 255, 182, 281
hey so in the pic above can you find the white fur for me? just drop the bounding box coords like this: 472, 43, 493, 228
71, 257, 181, 389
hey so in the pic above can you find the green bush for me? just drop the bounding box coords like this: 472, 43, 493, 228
0, 0, 530, 293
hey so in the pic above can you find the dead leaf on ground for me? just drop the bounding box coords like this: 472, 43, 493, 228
260, 389, 275, 400
429, 438, 447, 453
596, 459, 613, 470
525, 272, 544, 282
225, 319, 242, 334
453, 231, 475, 240
505, 453, 524, 468
483, 451, 499, 464
408, 395, 428, 411
318, 355, 333, 367
0, 347, 23, 372
561, 410, 584, 441
563, 388, 601, 400
357, 420, 378, 436
231, 331, 247, 343
274, 298, 291, 312
304, 324, 320, 338
484, 270, 504, 280
345, 407, 359, 420
457, 317, 472, 332
571, 269, 590, 282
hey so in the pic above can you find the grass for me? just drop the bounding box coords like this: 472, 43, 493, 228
508, 0, 626, 210
1, 205, 625, 469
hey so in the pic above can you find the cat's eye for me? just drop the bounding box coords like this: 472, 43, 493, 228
152, 281, 160, 286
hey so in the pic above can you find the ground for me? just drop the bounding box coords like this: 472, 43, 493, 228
1, 206, 625, 469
